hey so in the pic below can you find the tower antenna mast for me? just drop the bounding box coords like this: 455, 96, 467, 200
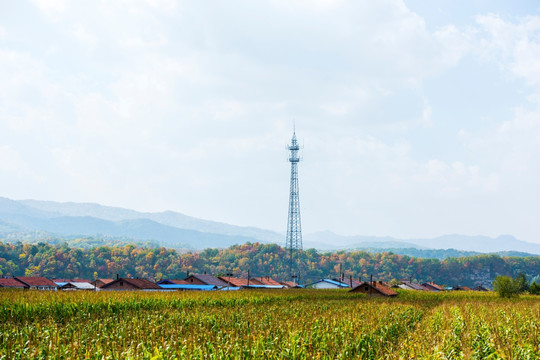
285, 127, 303, 279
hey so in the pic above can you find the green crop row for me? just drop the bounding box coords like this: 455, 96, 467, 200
0, 289, 538, 359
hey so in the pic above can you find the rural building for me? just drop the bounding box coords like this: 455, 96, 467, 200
280, 281, 302, 288
243, 284, 285, 289
157, 279, 190, 285
91, 279, 114, 288
349, 281, 398, 297
184, 274, 228, 287
473, 285, 490, 292
421, 282, 443, 292
0, 277, 29, 289
397, 281, 427, 291
15, 277, 57, 290
307, 279, 349, 289
158, 284, 218, 291
250, 277, 283, 287
100, 278, 162, 291
58, 282, 96, 290
217, 277, 250, 287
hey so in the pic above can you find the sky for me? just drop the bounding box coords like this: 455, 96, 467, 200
0, 1, 539, 244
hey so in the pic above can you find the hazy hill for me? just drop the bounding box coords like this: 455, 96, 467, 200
410, 234, 540, 254
0, 197, 264, 249
303, 231, 426, 250
304, 231, 540, 255
19, 199, 282, 243
2, 197, 540, 254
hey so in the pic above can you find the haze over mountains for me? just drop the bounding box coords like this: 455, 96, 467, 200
0, 197, 539, 255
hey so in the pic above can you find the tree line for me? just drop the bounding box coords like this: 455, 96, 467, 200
0, 241, 539, 286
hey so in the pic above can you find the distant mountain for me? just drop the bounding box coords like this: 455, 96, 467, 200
2, 197, 539, 255
303, 231, 425, 250
19, 199, 282, 243
350, 248, 538, 260
409, 234, 540, 254
0, 197, 269, 249
304, 231, 540, 255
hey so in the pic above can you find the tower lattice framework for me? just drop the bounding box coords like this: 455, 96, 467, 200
285, 130, 302, 278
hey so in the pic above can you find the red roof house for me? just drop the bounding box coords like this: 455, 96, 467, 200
15, 277, 57, 290
218, 277, 250, 287
100, 278, 162, 291
349, 281, 398, 297
184, 274, 228, 287
250, 277, 282, 286
421, 282, 443, 292
0, 277, 29, 289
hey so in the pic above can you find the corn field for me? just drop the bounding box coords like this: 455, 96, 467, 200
0, 289, 539, 359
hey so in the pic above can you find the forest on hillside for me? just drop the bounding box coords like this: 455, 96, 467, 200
1, 241, 539, 286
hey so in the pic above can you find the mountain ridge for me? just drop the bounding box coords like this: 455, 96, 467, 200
1, 197, 539, 254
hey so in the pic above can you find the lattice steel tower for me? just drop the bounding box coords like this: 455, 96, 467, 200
285, 128, 302, 277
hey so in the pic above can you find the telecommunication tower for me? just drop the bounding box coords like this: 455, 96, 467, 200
285, 128, 302, 278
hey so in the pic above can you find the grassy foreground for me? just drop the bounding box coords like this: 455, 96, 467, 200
0, 289, 539, 359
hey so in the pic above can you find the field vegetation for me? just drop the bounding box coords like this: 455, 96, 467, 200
0, 289, 539, 359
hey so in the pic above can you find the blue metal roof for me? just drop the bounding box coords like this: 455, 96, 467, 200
243, 285, 285, 289
307, 279, 349, 288
159, 284, 217, 291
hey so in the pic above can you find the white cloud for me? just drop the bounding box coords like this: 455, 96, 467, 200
0, 1, 539, 243
71, 24, 98, 48
29, 0, 69, 18
476, 13, 540, 85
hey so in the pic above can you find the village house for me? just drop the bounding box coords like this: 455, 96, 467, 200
157, 279, 190, 285
15, 276, 57, 290
0, 276, 29, 289
184, 274, 228, 287
58, 282, 96, 291
100, 278, 162, 291
421, 282, 444, 292
217, 276, 250, 288
473, 285, 490, 291
396, 280, 427, 291
158, 284, 218, 291
306, 279, 349, 289
156, 279, 218, 291
279, 281, 302, 288
91, 279, 114, 288
349, 281, 398, 297
250, 277, 283, 286
248, 277, 284, 288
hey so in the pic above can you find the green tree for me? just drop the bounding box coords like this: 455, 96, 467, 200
514, 272, 529, 292
529, 282, 540, 295
493, 275, 520, 298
